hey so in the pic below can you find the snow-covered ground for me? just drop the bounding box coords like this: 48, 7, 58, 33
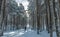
1, 29, 57, 37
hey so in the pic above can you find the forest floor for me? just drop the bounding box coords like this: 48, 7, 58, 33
2, 29, 57, 37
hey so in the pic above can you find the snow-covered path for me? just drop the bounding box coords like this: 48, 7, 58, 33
2, 29, 57, 37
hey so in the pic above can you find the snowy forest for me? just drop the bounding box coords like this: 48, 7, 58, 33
0, 0, 60, 37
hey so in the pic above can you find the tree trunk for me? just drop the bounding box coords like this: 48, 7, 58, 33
0, 0, 7, 36
45, 0, 50, 33
36, 0, 41, 34
53, 0, 60, 37
48, 0, 53, 37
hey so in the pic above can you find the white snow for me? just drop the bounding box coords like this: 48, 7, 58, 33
2, 29, 57, 37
